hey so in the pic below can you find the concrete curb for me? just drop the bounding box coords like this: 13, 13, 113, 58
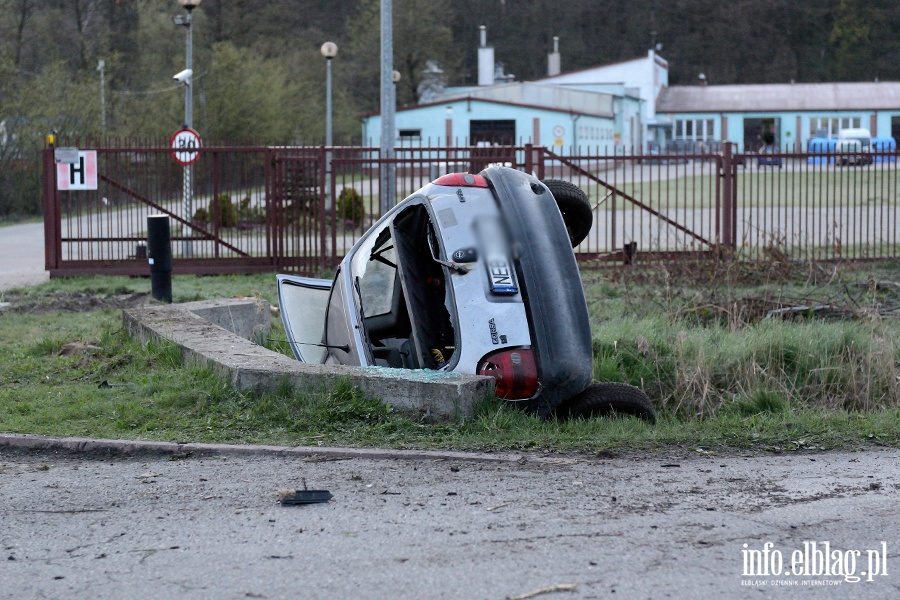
0, 433, 527, 464
122, 299, 495, 420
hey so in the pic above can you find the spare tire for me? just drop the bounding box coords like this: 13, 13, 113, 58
542, 179, 593, 247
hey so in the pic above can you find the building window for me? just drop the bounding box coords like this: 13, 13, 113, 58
398, 129, 422, 142
674, 118, 715, 141
809, 117, 862, 138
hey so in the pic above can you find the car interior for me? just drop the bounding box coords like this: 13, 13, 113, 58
357, 204, 456, 370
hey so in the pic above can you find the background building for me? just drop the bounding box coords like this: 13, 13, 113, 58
362, 29, 900, 154
656, 82, 900, 152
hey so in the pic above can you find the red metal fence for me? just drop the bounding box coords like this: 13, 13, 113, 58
42, 143, 900, 277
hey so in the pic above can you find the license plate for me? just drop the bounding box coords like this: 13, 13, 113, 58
485, 254, 517, 294
475, 216, 518, 295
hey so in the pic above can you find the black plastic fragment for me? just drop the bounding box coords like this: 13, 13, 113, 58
280, 490, 333, 505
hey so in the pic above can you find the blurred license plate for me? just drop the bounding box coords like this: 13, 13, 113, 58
486, 254, 517, 294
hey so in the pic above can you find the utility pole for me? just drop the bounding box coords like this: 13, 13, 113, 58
379, 0, 395, 217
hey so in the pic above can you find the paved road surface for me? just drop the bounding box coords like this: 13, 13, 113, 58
1, 446, 897, 599
0, 221, 47, 291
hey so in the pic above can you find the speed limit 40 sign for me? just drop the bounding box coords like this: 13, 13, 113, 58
170, 127, 202, 165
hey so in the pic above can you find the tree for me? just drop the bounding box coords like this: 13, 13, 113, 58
828, 0, 877, 81
347, 0, 458, 110
200, 42, 294, 143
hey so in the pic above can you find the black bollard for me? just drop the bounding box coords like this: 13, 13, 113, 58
146, 215, 172, 303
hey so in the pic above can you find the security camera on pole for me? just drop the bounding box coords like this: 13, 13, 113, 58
172, 0, 202, 258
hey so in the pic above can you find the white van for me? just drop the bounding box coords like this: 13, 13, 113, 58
837, 128, 872, 166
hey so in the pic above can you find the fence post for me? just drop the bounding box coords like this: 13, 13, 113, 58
536, 146, 546, 180
319, 145, 328, 274
721, 142, 735, 250
524, 143, 533, 174
42, 148, 60, 273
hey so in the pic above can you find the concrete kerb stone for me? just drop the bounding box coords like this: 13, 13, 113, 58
0, 433, 526, 464
122, 298, 495, 420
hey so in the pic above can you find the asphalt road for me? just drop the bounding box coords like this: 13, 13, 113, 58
0, 221, 48, 291
1, 446, 897, 599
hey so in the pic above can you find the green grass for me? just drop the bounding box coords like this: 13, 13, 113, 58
576, 165, 900, 210
1, 266, 899, 453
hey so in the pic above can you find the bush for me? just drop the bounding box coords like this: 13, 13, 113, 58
238, 195, 265, 225
208, 194, 238, 227
0, 159, 41, 220
337, 188, 365, 224
192, 206, 210, 224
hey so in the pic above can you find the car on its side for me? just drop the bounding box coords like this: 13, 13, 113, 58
277, 167, 655, 421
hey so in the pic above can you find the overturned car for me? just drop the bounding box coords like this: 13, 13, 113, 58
277, 166, 654, 421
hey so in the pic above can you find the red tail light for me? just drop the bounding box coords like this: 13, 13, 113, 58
433, 172, 489, 188
478, 348, 539, 400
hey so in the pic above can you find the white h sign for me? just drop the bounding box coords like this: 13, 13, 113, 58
56, 151, 98, 190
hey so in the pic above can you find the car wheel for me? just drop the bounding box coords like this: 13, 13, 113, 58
541, 179, 593, 247
557, 382, 656, 423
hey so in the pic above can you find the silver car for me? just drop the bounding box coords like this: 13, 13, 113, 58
277, 167, 654, 421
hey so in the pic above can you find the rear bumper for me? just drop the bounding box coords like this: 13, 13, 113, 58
482, 166, 593, 415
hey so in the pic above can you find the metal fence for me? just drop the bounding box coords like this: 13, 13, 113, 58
42, 142, 900, 277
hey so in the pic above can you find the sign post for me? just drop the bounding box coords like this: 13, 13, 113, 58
170, 128, 201, 257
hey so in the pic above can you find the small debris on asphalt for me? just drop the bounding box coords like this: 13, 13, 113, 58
508, 583, 577, 600
277, 480, 332, 505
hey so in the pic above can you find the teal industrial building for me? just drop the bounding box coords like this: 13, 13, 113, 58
361, 29, 900, 154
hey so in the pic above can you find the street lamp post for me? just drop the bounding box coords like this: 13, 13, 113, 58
97, 60, 106, 135
320, 42, 338, 147
174, 0, 201, 129
174, 0, 201, 257
321, 42, 338, 211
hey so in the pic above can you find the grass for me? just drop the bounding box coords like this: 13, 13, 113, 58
572, 163, 900, 211
1, 264, 899, 453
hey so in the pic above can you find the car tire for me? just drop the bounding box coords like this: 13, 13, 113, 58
558, 382, 656, 423
541, 179, 593, 247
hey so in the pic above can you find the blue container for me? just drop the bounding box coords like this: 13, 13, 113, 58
870, 137, 897, 163
807, 137, 836, 165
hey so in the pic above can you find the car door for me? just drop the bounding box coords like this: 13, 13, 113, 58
276, 274, 332, 363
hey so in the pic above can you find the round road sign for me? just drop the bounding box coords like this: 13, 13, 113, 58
170, 128, 202, 165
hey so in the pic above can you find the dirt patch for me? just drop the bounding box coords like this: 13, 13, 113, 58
1, 290, 153, 314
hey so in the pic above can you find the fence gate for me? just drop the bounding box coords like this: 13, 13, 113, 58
270, 150, 327, 273
42, 142, 900, 277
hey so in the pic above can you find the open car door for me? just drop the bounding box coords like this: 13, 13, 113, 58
276, 274, 332, 363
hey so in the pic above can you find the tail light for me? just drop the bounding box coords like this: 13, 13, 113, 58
478, 348, 538, 400
433, 173, 489, 188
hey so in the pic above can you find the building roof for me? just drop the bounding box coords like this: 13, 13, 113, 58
657, 82, 900, 113
361, 95, 613, 119
531, 51, 667, 83
432, 82, 615, 117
